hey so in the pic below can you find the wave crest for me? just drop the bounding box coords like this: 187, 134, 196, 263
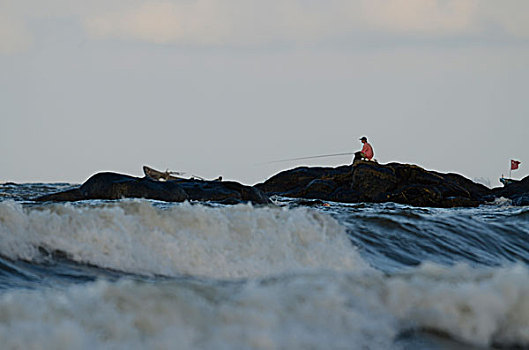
0, 201, 365, 278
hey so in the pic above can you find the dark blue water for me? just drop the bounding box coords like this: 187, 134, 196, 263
281, 197, 529, 272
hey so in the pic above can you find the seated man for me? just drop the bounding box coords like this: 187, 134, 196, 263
353, 136, 374, 163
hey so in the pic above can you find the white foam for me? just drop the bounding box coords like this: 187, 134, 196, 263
490, 196, 513, 206
383, 262, 529, 347
0, 201, 365, 278
0, 264, 528, 349
0, 276, 396, 350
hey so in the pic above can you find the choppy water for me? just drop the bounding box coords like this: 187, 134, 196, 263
0, 183, 528, 349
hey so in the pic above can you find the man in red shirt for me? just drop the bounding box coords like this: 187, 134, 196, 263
353, 136, 374, 163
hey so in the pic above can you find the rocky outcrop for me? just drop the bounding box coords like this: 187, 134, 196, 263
35, 172, 270, 205
492, 176, 529, 206
175, 179, 270, 204
33, 163, 529, 208
256, 161, 492, 208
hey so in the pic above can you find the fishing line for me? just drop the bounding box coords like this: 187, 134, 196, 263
258, 152, 354, 165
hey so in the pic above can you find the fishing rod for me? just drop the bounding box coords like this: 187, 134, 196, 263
260, 152, 354, 164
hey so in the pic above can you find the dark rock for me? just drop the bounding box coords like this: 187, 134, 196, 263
305, 179, 337, 193
386, 184, 443, 207
490, 175, 529, 206
513, 194, 529, 206
32, 165, 529, 208
437, 172, 491, 199
34, 172, 188, 202
256, 161, 491, 208
288, 199, 328, 207
299, 179, 338, 200
177, 180, 270, 204
330, 187, 361, 203
351, 163, 398, 201
78, 173, 188, 201
391, 163, 444, 186
256, 166, 352, 195
35, 172, 270, 205
35, 188, 84, 202
492, 176, 529, 199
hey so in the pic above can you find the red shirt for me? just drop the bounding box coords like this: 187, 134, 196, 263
361, 142, 374, 159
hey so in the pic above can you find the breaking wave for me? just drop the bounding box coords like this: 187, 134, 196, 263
0, 263, 527, 349
0, 201, 365, 278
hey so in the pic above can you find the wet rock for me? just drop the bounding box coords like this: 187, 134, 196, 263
256, 166, 350, 196
385, 184, 443, 207
492, 176, 529, 200
351, 163, 397, 201
512, 194, 529, 206
35, 172, 270, 205
300, 179, 337, 200
34, 188, 84, 202
176, 180, 270, 204
256, 161, 490, 208
79, 173, 188, 201
35, 172, 187, 202
490, 175, 529, 206
330, 187, 360, 203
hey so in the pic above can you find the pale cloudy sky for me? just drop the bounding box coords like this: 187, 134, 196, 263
2, 0, 528, 186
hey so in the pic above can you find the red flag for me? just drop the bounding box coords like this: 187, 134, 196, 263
511, 160, 521, 170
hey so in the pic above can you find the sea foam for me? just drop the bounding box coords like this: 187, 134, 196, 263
0, 264, 527, 349
0, 200, 365, 278
384, 262, 529, 347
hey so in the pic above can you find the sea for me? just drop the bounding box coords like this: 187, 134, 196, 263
0, 182, 528, 350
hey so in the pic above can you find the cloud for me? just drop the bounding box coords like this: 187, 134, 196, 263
1, 0, 529, 54
478, 0, 529, 38
0, 14, 32, 54
362, 0, 479, 35
82, 1, 327, 46
82, 0, 529, 47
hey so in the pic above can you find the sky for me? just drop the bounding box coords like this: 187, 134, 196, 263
1, 0, 528, 187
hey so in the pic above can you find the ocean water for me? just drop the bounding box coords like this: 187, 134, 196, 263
0, 183, 528, 349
